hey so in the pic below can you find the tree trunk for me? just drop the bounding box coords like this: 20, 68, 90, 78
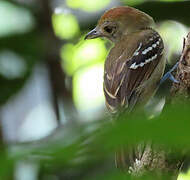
171, 31, 190, 99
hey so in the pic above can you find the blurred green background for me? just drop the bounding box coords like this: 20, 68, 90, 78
0, 0, 190, 179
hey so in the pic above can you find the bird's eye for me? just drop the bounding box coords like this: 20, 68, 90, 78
104, 26, 113, 34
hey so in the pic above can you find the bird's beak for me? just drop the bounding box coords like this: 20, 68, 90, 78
85, 28, 101, 40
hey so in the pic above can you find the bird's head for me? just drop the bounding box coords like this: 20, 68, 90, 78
85, 6, 154, 43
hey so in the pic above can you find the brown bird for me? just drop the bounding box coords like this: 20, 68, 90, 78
85, 6, 165, 170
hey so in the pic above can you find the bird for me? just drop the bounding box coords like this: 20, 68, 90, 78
85, 6, 165, 171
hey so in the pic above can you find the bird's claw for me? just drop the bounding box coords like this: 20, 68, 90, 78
169, 73, 179, 83
159, 62, 179, 85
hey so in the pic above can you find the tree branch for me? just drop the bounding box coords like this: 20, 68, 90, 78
171, 31, 190, 99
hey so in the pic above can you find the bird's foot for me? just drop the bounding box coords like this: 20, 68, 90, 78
159, 62, 179, 85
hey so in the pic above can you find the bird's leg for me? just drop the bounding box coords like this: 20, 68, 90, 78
159, 62, 179, 85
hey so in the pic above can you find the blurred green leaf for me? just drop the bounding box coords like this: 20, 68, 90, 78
0, 32, 43, 105
0, 1, 35, 37
6, 101, 190, 179
121, 0, 146, 6
52, 13, 80, 40
73, 63, 104, 113
66, 0, 111, 12
61, 37, 107, 75
135, 1, 190, 26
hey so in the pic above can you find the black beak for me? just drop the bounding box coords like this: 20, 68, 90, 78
85, 28, 100, 40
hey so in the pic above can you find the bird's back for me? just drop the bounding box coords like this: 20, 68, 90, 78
104, 28, 165, 113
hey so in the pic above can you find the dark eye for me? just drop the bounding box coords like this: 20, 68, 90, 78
104, 26, 113, 34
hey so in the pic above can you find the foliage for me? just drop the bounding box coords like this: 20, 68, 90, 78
0, 101, 189, 179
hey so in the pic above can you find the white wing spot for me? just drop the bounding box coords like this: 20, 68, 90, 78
130, 35, 161, 69
140, 62, 145, 67
142, 38, 161, 55
130, 62, 138, 69
133, 51, 139, 56
130, 54, 158, 69
152, 43, 157, 48
142, 48, 148, 55
133, 43, 142, 56
146, 58, 151, 63
136, 43, 142, 51
144, 54, 158, 64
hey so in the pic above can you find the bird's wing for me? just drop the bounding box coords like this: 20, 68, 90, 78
104, 30, 164, 113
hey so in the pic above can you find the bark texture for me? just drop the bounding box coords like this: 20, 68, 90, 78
171, 32, 190, 98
